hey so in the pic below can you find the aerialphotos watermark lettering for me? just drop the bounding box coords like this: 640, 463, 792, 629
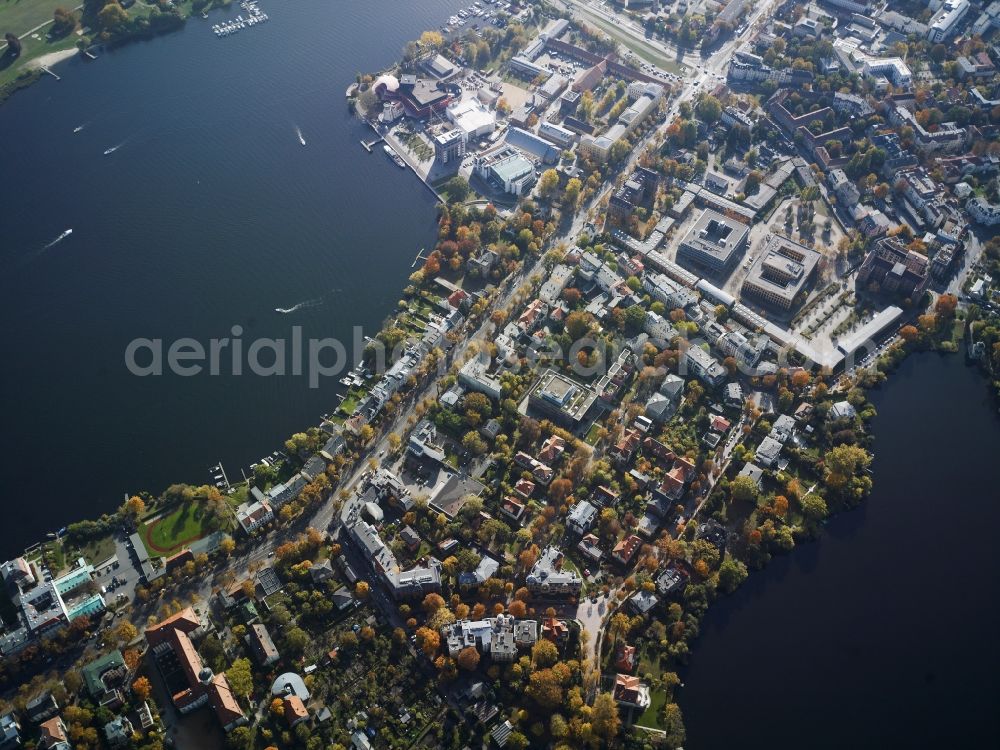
124, 323, 885, 389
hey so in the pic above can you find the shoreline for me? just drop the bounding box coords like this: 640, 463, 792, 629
25, 48, 79, 71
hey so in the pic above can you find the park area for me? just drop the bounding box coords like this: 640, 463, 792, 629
140, 501, 214, 557
0, 0, 82, 92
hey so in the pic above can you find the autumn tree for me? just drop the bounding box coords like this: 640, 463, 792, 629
539, 169, 560, 198
115, 621, 137, 644
415, 626, 440, 656
531, 638, 559, 668
131, 676, 152, 701
526, 667, 564, 708
591, 692, 622, 741
456, 645, 481, 671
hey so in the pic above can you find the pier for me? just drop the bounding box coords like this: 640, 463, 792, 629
40, 66, 60, 81
365, 120, 446, 204
361, 136, 384, 153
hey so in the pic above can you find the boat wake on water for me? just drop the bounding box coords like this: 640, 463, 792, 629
275, 296, 323, 315
44, 228, 74, 249
73, 123, 87, 133
103, 142, 125, 156
18, 229, 74, 267
295, 126, 306, 146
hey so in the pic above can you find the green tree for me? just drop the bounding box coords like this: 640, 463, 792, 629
696, 94, 722, 123
226, 658, 253, 698
730, 474, 759, 503
717, 557, 748, 593
462, 430, 488, 455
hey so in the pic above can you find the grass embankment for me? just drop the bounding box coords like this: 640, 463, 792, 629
568, 3, 687, 75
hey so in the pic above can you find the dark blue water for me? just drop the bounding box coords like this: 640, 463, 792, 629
0, 0, 468, 555
680, 353, 1000, 749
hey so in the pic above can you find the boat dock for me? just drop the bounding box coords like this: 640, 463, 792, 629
213, 0, 269, 37
361, 136, 384, 153
40, 66, 60, 81
364, 120, 446, 204
210, 461, 231, 491
411, 248, 427, 268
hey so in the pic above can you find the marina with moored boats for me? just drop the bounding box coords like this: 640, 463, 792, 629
212, 0, 269, 37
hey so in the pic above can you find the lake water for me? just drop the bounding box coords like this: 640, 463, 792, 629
680, 353, 1000, 749
0, 0, 468, 556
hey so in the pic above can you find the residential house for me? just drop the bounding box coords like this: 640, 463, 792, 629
247, 623, 280, 666
103, 717, 133, 748
577, 533, 603, 563
236, 498, 274, 536
628, 589, 658, 615
525, 547, 582, 596
0, 711, 20, 749
615, 644, 637, 673
283, 696, 309, 728
613, 674, 651, 710
24, 695, 59, 724
655, 566, 689, 598
829, 401, 857, 421
566, 500, 597, 535
755, 436, 783, 468
37, 717, 68, 750
612, 535, 643, 566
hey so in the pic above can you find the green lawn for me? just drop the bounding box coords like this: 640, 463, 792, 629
75, 534, 116, 567
635, 688, 667, 729
0, 0, 75, 37
142, 501, 212, 556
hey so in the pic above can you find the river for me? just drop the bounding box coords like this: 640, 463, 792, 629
0, 0, 469, 557
680, 353, 1000, 748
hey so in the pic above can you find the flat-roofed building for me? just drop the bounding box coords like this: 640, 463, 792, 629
682, 346, 728, 388
676, 209, 750, 277
527, 369, 600, 426
473, 146, 536, 196
447, 99, 496, 142
538, 120, 576, 147
741, 234, 820, 311
432, 127, 465, 164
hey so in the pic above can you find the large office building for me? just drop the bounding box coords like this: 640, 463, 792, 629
855, 238, 930, 298
741, 235, 820, 311
927, 0, 970, 42
676, 209, 750, 277
473, 146, 537, 196
446, 99, 496, 143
